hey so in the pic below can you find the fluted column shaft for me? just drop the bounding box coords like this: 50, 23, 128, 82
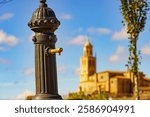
32, 33, 62, 100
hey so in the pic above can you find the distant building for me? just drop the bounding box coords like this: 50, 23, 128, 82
78, 40, 150, 98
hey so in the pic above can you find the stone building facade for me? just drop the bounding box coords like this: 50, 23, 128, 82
78, 40, 150, 97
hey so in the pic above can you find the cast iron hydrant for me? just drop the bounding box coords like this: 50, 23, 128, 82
28, 0, 62, 100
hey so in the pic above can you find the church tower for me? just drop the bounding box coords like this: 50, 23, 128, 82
80, 40, 96, 83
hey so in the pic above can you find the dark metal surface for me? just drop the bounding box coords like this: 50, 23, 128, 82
28, 0, 60, 33
28, 0, 62, 100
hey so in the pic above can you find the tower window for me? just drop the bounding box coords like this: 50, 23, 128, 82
89, 60, 92, 66
96, 77, 98, 82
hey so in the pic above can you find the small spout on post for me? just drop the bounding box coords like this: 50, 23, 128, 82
48, 48, 63, 55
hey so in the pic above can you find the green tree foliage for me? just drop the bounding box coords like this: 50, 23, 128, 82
120, 0, 149, 99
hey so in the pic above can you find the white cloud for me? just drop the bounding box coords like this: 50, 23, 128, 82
74, 27, 83, 33
0, 81, 20, 87
0, 82, 15, 87
15, 90, 34, 100
87, 27, 111, 35
28, 32, 34, 42
61, 13, 72, 20
0, 46, 6, 51
0, 30, 19, 46
0, 58, 11, 64
97, 28, 111, 34
58, 65, 67, 72
109, 46, 126, 63
0, 13, 14, 21
67, 35, 88, 45
112, 28, 128, 40
23, 67, 34, 77
141, 44, 150, 55
75, 67, 80, 75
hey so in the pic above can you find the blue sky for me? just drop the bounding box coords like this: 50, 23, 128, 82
0, 0, 150, 99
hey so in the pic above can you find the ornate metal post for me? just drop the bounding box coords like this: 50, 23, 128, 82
28, 0, 62, 100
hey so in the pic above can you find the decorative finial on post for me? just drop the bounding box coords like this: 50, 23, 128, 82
40, 0, 46, 3
40, 0, 47, 7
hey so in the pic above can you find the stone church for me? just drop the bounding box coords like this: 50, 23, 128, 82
78, 40, 150, 97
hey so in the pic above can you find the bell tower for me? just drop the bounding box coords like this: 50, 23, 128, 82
80, 40, 96, 83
